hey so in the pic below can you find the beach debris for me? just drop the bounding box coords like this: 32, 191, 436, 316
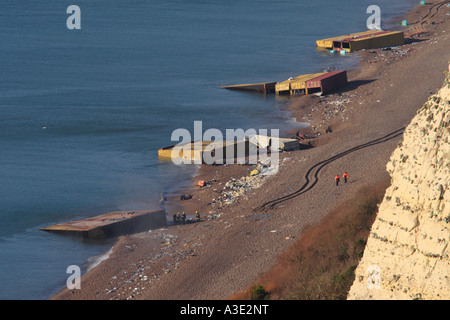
162, 233, 177, 245
207, 212, 223, 220
221, 174, 264, 205
102, 229, 204, 300
197, 180, 211, 188
206, 158, 280, 207
180, 194, 192, 200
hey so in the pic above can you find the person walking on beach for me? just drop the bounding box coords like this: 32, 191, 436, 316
335, 175, 340, 186
173, 213, 178, 225
195, 211, 201, 222
181, 212, 186, 224
295, 131, 305, 140
343, 172, 349, 184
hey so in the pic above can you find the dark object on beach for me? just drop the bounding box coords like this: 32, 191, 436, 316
180, 194, 192, 200
326, 126, 332, 133
300, 141, 313, 150
283, 140, 301, 151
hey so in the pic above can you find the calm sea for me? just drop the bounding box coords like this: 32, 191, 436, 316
0, 0, 414, 299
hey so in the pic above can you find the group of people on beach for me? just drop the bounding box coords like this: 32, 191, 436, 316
334, 172, 349, 186
173, 211, 201, 225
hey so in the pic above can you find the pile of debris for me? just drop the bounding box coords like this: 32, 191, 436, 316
222, 175, 265, 205
211, 160, 277, 207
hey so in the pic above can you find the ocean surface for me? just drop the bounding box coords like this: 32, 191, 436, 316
0, 0, 415, 299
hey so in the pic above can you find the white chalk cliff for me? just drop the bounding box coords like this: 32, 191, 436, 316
348, 67, 450, 300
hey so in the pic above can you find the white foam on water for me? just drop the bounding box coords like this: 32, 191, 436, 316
86, 246, 114, 272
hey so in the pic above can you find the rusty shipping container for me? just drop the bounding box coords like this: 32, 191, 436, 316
305, 70, 348, 95
275, 72, 326, 95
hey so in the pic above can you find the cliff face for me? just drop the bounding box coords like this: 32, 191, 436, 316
348, 68, 450, 300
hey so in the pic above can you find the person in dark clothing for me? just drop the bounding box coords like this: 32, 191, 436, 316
335, 175, 340, 186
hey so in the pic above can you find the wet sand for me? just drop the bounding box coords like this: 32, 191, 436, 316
52, 1, 450, 300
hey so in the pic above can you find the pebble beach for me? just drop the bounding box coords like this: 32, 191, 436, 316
52, 1, 450, 300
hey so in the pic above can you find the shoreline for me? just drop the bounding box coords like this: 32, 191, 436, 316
52, 0, 450, 300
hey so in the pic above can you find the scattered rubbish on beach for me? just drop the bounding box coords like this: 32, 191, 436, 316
222, 175, 264, 205
100, 229, 204, 300
206, 212, 223, 220
207, 160, 275, 208
162, 234, 177, 245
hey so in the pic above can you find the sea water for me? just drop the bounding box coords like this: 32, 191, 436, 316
0, 0, 415, 299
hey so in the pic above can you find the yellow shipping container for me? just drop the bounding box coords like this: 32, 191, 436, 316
158, 140, 250, 164
275, 79, 294, 94
316, 30, 404, 52
290, 73, 326, 90
276, 73, 326, 95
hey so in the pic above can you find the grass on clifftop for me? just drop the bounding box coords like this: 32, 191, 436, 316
229, 176, 391, 300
